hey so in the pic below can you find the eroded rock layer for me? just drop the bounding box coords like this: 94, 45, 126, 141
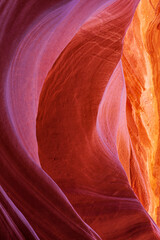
0, 0, 160, 239
122, 0, 160, 225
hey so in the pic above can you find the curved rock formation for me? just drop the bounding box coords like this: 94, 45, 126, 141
0, 0, 160, 239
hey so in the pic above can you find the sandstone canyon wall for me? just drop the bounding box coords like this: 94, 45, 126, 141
0, 0, 160, 239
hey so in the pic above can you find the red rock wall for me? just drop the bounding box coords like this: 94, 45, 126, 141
0, 0, 160, 239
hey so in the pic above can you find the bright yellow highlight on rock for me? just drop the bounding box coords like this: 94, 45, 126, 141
123, 0, 160, 226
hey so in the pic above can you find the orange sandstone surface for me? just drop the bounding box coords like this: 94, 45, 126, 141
122, 0, 160, 226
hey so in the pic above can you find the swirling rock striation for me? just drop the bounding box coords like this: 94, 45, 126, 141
0, 0, 160, 239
